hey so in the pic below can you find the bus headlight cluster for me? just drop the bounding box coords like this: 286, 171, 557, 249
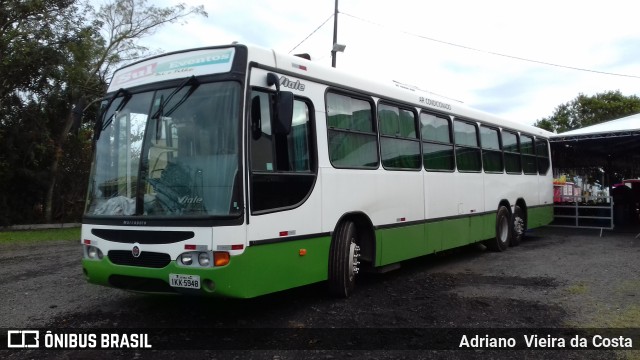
85, 246, 103, 260
179, 251, 215, 267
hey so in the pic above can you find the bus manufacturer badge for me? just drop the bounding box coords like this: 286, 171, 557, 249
132, 243, 141, 258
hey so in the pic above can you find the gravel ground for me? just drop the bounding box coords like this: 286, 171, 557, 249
0, 226, 639, 359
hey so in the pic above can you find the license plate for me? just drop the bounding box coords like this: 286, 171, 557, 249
169, 274, 200, 289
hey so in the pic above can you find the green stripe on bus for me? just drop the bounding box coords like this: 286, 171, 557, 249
376, 213, 496, 266
528, 205, 554, 228
83, 235, 331, 299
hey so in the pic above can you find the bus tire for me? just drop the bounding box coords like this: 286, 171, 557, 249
485, 206, 511, 252
328, 220, 360, 298
510, 205, 525, 246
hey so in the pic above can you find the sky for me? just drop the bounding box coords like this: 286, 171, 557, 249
127, 0, 640, 126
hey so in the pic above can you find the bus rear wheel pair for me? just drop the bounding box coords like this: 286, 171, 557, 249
485, 205, 526, 251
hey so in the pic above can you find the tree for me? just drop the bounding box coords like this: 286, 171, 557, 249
534, 91, 640, 133
0, 0, 87, 225
0, 0, 207, 225
43, 0, 207, 223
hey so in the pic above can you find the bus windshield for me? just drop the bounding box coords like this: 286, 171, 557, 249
85, 81, 242, 218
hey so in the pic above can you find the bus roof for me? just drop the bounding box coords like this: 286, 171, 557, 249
109, 43, 553, 139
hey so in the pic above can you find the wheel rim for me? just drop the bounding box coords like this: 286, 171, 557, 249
499, 216, 509, 243
348, 240, 361, 282
513, 216, 524, 237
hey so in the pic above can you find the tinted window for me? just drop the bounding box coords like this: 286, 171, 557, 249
420, 112, 454, 171
327, 92, 378, 168
378, 103, 420, 170
503, 130, 521, 174
454, 120, 481, 172
481, 125, 503, 173
536, 138, 550, 174
521, 134, 537, 174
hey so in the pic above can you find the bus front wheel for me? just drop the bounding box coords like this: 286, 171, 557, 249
485, 206, 511, 252
328, 220, 361, 298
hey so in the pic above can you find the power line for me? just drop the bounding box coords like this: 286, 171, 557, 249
289, 13, 334, 54
341, 12, 640, 80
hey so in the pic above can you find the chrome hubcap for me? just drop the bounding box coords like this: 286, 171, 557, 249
499, 217, 509, 243
513, 216, 524, 236
348, 241, 361, 281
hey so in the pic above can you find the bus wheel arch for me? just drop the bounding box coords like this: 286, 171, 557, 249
328, 212, 375, 297
484, 202, 511, 252
511, 199, 528, 246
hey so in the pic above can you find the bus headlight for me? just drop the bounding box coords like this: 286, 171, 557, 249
178, 251, 219, 267
198, 252, 211, 267
86, 246, 103, 260
180, 253, 193, 265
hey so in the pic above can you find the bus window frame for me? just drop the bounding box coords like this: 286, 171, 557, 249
480, 124, 505, 174
248, 87, 319, 215
377, 100, 422, 172
453, 118, 482, 173
325, 89, 380, 170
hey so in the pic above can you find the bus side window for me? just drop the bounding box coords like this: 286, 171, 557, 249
480, 125, 504, 173
536, 138, 550, 175
454, 120, 481, 172
503, 130, 521, 174
420, 112, 455, 171
521, 134, 537, 175
326, 92, 378, 169
378, 102, 420, 170
250, 92, 275, 171
249, 89, 316, 213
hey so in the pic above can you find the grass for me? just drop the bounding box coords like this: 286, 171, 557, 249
0, 227, 80, 243
566, 282, 589, 295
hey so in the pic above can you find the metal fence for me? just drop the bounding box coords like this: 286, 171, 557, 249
550, 195, 614, 232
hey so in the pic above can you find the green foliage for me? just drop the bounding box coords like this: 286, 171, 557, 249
0, 0, 207, 225
534, 91, 640, 133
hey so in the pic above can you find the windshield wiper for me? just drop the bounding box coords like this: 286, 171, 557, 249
151, 76, 200, 120
93, 88, 132, 141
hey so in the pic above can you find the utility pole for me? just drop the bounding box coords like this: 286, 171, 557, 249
331, 0, 339, 68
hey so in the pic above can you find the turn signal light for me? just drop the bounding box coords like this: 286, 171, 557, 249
213, 252, 230, 267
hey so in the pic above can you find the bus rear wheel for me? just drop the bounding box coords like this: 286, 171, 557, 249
485, 206, 511, 252
328, 220, 361, 298
510, 205, 525, 246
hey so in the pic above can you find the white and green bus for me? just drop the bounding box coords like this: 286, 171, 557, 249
82, 43, 554, 298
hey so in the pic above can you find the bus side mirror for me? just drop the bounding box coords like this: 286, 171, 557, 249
274, 91, 293, 135
266, 72, 293, 135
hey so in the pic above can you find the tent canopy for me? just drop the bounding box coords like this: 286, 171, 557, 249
549, 113, 640, 182
552, 113, 640, 140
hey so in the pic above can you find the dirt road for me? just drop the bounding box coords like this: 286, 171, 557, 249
1, 227, 638, 359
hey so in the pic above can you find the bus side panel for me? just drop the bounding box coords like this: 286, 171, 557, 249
217, 236, 331, 297
520, 174, 541, 207
527, 205, 554, 229
426, 217, 467, 251
538, 168, 554, 209
468, 212, 495, 242
377, 223, 429, 266
322, 169, 425, 265
483, 173, 513, 212
424, 212, 495, 253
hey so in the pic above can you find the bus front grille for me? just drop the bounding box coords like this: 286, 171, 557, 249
108, 250, 171, 268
